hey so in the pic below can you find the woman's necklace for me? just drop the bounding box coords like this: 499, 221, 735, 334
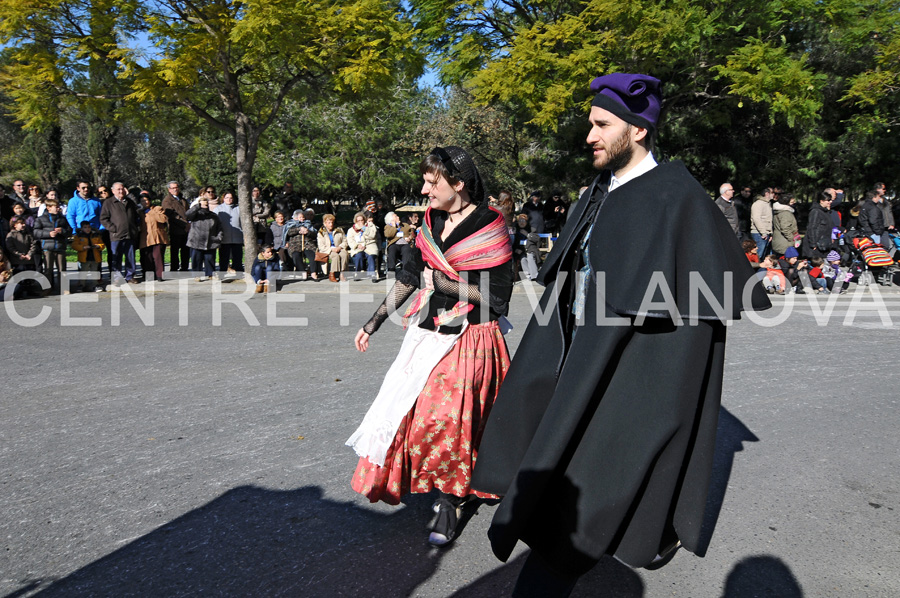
448, 202, 472, 223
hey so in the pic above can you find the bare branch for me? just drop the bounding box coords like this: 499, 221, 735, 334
258, 72, 305, 133
56, 87, 129, 100
181, 99, 235, 136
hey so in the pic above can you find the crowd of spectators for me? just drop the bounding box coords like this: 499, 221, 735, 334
723, 183, 900, 294
2, 176, 897, 299
0, 179, 431, 297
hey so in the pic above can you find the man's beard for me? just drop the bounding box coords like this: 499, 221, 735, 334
592, 126, 633, 172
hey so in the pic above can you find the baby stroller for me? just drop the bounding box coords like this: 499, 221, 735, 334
850, 237, 897, 286
887, 231, 900, 257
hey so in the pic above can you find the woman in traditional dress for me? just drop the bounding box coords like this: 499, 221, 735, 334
348, 146, 514, 546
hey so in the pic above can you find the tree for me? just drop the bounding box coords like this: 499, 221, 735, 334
1, 0, 423, 258
411, 0, 900, 193
26, 125, 63, 189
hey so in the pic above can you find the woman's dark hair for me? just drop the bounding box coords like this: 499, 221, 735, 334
777, 193, 793, 206
419, 146, 485, 204
420, 153, 462, 188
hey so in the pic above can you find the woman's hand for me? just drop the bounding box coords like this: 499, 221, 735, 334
355, 328, 370, 352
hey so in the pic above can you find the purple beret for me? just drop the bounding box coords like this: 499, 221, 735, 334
784, 247, 799, 259
827, 250, 841, 262
590, 73, 662, 131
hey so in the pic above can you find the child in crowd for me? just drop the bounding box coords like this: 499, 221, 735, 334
11, 202, 42, 272
33, 199, 72, 293
71, 221, 106, 292
807, 257, 830, 294
760, 255, 786, 294
824, 250, 851, 294
269, 211, 289, 268
743, 239, 760, 270
251, 244, 280, 293
778, 246, 805, 293
6, 217, 37, 272
11, 202, 35, 231
6, 216, 39, 298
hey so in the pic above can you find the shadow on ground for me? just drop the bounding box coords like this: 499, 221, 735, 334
697, 407, 760, 555
449, 407, 782, 598
27, 486, 444, 598
722, 555, 804, 597
14, 408, 795, 598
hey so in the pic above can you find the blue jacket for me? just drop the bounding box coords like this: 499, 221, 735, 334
66, 193, 103, 231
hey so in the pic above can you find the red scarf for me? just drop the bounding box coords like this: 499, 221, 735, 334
403, 207, 511, 327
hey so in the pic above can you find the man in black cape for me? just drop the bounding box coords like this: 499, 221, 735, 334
470, 73, 771, 596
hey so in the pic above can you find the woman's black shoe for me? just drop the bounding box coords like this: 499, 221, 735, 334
428, 495, 464, 546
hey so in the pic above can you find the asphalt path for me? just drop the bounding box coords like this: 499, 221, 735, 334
1, 280, 898, 597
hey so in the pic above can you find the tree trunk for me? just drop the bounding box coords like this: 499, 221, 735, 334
28, 124, 62, 189
87, 117, 117, 187
235, 114, 261, 268
86, 6, 119, 188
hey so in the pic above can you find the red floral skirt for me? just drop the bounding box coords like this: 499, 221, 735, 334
351, 321, 510, 505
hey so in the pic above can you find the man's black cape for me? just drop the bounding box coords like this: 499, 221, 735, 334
470, 161, 770, 573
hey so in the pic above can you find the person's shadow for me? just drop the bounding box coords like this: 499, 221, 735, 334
17, 407, 759, 598
722, 555, 803, 597
696, 407, 759, 555
446, 551, 646, 597
26, 486, 446, 597
448, 406, 759, 597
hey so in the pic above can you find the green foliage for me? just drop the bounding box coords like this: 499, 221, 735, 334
122, 0, 423, 136
413, 0, 900, 192
184, 129, 238, 193
3, 0, 898, 201
255, 84, 432, 200
715, 40, 826, 127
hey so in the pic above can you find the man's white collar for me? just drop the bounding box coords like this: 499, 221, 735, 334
610, 152, 657, 192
